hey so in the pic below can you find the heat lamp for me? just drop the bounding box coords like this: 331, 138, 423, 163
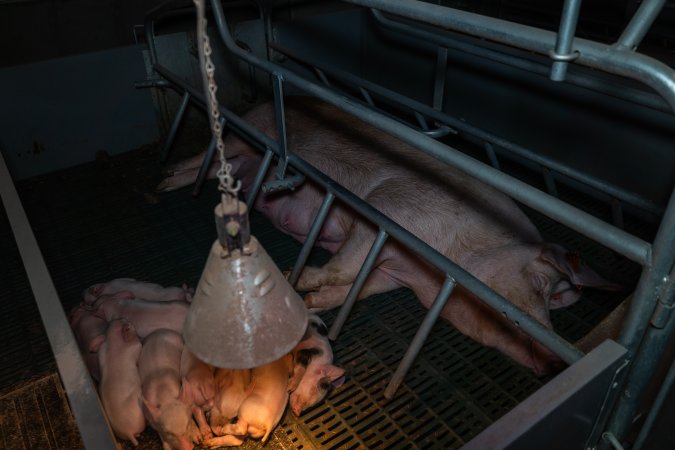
182, 0, 308, 369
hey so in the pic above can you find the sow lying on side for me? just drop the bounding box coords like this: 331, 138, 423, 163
159, 96, 620, 376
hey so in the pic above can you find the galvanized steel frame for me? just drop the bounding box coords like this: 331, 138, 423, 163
143, 0, 675, 447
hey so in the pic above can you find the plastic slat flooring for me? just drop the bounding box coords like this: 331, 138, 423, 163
1, 143, 646, 449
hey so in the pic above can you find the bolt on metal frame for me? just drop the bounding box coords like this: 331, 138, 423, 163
143, 0, 675, 446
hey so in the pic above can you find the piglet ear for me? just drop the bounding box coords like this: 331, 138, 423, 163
323, 365, 346, 387
88, 334, 106, 353
541, 244, 622, 291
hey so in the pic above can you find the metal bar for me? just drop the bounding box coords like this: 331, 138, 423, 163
270, 41, 664, 217
314, 67, 331, 86
0, 152, 118, 450
208, 19, 652, 264
329, 229, 389, 340
542, 166, 559, 197
288, 192, 336, 286
632, 358, 675, 450
371, 9, 670, 113
433, 46, 448, 110
596, 189, 675, 447
272, 73, 289, 180
192, 116, 225, 197
347, 0, 675, 110
549, 0, 582, 82
618, 0, 667, 50
157, 60, 583, 364
160, 90, 190, 163
384, 276, 456, 399
484, 142, 500, 170
611, 198, 624, 229
359, 87, 375, 106
602, 432, 626, 450
245, 149, 275, 211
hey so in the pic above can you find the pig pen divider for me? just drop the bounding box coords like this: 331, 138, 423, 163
142, 0, 674, 447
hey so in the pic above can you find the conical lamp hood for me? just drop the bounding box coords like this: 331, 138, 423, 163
184, 236, 308, 368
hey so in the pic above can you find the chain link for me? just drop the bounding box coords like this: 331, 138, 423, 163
193, 0, 241, 197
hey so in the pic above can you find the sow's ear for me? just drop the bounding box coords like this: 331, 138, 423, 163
540, 244, 623, 309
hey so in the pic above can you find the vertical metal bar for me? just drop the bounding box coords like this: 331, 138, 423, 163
433, 46, 448, 110
542, 166, 559, 197
160, 91, 190, 163
328, 230, 388, 340
245, 149, 275, 211
0, 152, 118, 450
597, 189, 675, 448
272, 73, 289, 180
288, 192, 336, 286
618, 0, 667, 50
414, 111, 430, 131
611, 197, 624, 229
359, 87, 375, 106
314, 67, 331, 86
384, 276, 456, 399
632, 358, 675, 450
192, 116, 225, 197
550, 0, 583, 81
484, 142, 500, 170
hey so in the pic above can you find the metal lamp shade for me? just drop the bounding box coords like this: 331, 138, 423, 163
183, 236, 308, 369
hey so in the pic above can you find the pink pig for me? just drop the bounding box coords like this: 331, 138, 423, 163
91, 296, 189, 339
83, 278, 193, 304
159, 96, 621, 376
138, 329, 201, 450
202, 355, 293, 448
89, 319, 145, 445
208, 368, 252, 436
288, 313, 345, 416
179, 347, 216, 439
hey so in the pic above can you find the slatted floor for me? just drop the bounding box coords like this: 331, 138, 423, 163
1, 140, 650, 449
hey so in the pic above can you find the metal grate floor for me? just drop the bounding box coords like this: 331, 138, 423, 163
1, 141, 646, 449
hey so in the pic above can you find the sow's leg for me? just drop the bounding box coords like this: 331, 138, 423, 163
298, 221, 401, 310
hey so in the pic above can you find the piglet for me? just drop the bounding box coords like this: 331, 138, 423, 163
83, 277, 193, 304
288, 313, 345, 416
89, 319, 145, 445
92, 296, 189, 339
139, 329, 201, 450
68, 291, 134, 380
203, 355, 293, 448
180, 347, 216, 439
208, 369, 252, 435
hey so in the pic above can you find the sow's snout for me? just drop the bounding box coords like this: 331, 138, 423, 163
530, 339, 568, 377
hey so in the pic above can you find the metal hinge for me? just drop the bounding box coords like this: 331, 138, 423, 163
650, 274, 674, 329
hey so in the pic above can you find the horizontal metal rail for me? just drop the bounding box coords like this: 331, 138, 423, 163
269, 41, 665, 218
370, 9, 671, 114
154, 62, 584, 365
0, 151, 118, 450
345, 0, 675, 111
209, 0, 652, 266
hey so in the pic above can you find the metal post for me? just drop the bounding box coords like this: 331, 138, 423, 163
484, 142, 500, 170
160, 91, 190, 163
272, 73, 289, 180
549, 0, 582, 82
618, 0, 667, 50
433, 46, 448, 110
245, 149, 275, 211
596, 189, 675, 447
192, 116, 225, 197
384, 276, 456, 399
542, 166, 559, 197
632, 358, 675, 450
288, 192, 336, 286
0, 152, 118, 450
611, 198, 624, 229
329, 229, 389, 340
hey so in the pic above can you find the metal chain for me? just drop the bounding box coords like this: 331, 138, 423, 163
193, 0, 240, 197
